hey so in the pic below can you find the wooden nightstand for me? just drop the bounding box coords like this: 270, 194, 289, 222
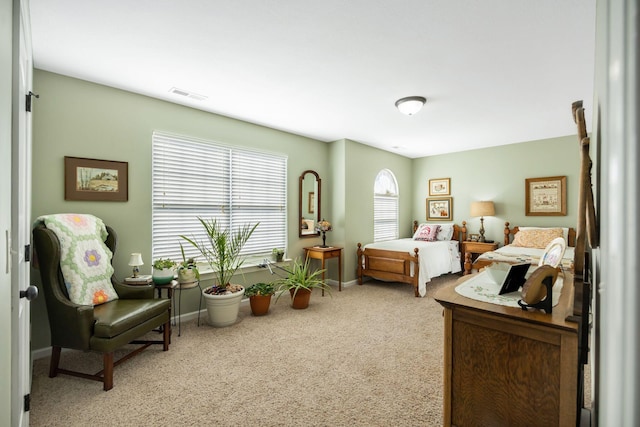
303, 246, 342, 295
462, 241, 498, 275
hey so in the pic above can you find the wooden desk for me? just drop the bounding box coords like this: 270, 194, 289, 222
303, 246, 342, 295
434, 273, 579, 427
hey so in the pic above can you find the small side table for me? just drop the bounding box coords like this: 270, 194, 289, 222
461, 241, 499, 275
175, 281, 202, 337
154, 280, 178, 343
303, 246, 343, 295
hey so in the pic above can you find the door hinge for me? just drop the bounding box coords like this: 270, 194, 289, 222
26, 91, 39, 112
24, 244, 30, 262
23, 394, 30, 412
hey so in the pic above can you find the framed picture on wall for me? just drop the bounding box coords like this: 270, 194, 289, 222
64, 156, 128, 201
426, 197, 453, 221
525, 175, 567, 216
429, 178, 450, 196
308, 192, 315, 213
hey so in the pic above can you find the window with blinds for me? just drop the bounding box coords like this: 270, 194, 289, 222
373, 169, 399, 242
152, 131, 287, 262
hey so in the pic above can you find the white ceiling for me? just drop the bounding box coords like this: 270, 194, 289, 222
29, 0, 596, 159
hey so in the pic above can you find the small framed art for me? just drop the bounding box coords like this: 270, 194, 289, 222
429, 178, 450, 196
64, 156, 128, 201
426, 197, 453, 221
525, 176, 567, 216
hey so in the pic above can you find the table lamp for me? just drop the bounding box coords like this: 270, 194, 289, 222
315, 219, 333, 248
470, 201, 495, 242
128, 253, 144, 278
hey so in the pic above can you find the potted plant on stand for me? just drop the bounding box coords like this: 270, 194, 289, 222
177, 243, 200, 288
244, 282, 275, 316
181, 218, 258, 327
275, 258, 331, 309
152, 258, 176, 285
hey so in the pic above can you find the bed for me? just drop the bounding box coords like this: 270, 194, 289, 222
463, 222, 576, 275
357, 221, 466, 297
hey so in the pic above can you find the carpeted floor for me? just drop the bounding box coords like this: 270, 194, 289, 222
29, 275, 591, 426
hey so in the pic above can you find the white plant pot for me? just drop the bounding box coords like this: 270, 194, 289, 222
152, 267, 174, 285
202, 286, 245, 327
177, 268, 197, 285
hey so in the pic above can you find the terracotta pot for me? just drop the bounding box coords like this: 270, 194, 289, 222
289, 288, 312, 309
249, 294, 272, 316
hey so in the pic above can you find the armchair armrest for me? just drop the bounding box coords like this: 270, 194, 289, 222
112, 279, 155, 299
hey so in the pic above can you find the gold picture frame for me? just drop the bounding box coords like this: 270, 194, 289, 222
426, 197, 453, 221
525, 176, 567, 216
64, 156, 128, 201
308, 192, 315, 214
429, 178, 451, 196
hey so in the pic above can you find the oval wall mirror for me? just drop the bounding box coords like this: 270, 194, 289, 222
299, 170, 321, 237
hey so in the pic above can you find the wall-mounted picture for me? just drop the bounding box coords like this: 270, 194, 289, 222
525, 175, 567, 216
429, 178, 450, 196
308, 192, 315, 213
427, 197, 453, 221
64, 156, 128, 201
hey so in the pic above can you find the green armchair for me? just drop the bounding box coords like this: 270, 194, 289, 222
33, 223, 171, 391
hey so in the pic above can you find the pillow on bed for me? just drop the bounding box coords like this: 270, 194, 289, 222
436, 224, 455, 241
512, 228, 564, 249
519, 226, 570, 244
413, 224, 440, 241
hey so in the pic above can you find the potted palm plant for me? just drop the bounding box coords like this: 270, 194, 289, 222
244, 282, 275, 316
152, 258, 176, 285
181, 218, 258, 327
275, 258, 331, 309
177, 243, 200, 288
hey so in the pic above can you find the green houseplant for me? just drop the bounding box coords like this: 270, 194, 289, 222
272, 248, 285, 262
275, 258, 331, 309
177, 243, 200, 287
244, 282, 275, 316
181, 218, 258, 327
152, 258, 176, 285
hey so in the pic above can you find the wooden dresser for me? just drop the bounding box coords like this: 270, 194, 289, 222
434, 273, 579, 426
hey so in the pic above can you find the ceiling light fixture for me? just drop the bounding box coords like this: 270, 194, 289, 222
395, 96, 426, 115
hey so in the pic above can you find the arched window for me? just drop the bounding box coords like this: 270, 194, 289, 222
374, 169, 399, 242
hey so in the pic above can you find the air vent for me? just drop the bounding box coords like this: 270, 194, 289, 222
169, 87, 208, 101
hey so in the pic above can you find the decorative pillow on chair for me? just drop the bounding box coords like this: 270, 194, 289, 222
35, 214, 118, 306
512, 228, 564, 249
413, 224, 440, 241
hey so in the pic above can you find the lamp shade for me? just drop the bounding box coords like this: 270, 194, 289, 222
128, 253, 144, 266
395, 96, 426, 115
470, 201, 495, 217
315, 219, 332, 232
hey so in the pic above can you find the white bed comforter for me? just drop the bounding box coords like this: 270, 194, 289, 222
476, 245, 575, 271
363, 238, 461, 297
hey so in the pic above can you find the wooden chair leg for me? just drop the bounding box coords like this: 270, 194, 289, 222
49, 346, 61, 378
103, 352, 114, 391
163, 319, 170, 351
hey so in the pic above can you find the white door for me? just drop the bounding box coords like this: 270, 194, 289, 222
12, 1, 34, 426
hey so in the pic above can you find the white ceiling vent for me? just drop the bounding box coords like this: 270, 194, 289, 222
169, 87, 207, 101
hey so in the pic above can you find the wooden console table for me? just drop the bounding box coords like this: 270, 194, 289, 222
434, 273, 579, 426
303, 246, 342, 295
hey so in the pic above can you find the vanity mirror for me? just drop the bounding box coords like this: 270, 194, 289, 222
299, 170, 321, 237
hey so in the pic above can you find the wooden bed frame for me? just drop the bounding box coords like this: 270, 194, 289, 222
463, 221, 577, 275
356, 221, 467, 297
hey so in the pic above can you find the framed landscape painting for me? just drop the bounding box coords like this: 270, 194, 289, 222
64, 156, 128, 201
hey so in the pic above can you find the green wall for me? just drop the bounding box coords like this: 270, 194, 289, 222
30, 70, 334, 351
30, 69, 580, 353
412, 136, 580, 242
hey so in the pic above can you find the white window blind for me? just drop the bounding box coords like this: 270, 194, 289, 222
152, 131, 287, 262
373, 169, 399, 242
